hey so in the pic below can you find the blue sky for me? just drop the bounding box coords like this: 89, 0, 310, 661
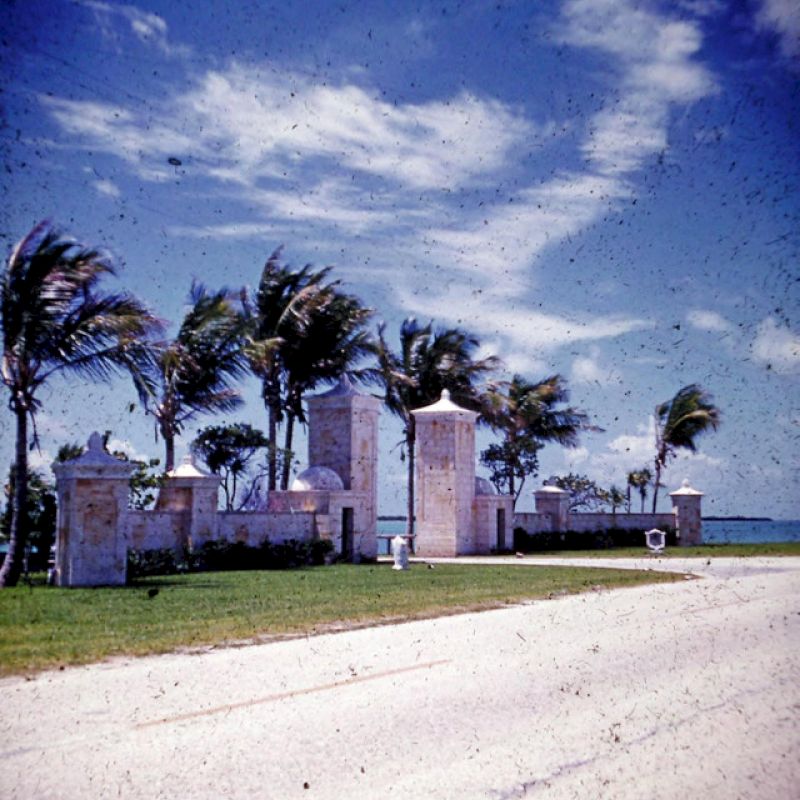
1, 0, 798, 517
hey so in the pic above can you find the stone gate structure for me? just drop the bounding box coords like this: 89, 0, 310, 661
52, 383, 705, 586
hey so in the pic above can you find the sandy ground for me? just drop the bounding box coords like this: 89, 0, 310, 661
1, 556, 798, 799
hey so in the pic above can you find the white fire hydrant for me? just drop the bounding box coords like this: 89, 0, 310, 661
391, 535, 410, 570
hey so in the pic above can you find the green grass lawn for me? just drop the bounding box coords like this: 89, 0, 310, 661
0, 563, 684, 677
517, 542, 800, 558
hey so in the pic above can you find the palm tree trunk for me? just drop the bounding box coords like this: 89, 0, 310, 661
281, 412, 295, 491
267, 403, 278, 492
405, 419, 415, 539
0, 407, 29, 587
652, 462, 662, 513
165, 435, 176, 473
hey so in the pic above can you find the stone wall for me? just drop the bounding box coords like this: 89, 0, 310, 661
565, 512, 676, 532
512, 512, 552, 534
217, 512, 315, 546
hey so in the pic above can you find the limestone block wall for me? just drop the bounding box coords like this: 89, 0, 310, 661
512, 513, 552, 534
566, 513, 676, 533
268, 490, 331, 514
125, 511, 187, 551
474, 495, 514, 552
217, 512, 315, 545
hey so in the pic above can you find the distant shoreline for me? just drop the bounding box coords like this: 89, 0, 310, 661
703, 516, 773, 522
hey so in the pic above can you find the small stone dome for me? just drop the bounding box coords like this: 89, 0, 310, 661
475, 476, 496, 496
290, 466, 344, 492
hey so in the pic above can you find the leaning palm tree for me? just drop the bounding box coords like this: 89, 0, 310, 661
279, 289, 373, 490
133, 282, 247, 471
244, 248, 332, 491
482, 374, 593, 505
372, 318, 498, 536
0, 222, 159, 587
652, 384, 720, 512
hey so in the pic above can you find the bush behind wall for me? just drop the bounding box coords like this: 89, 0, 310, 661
513, 526, 678, 552
127, 538, 335, 580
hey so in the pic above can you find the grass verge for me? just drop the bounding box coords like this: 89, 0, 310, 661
0, 563, 684, 677
517, 542, 800, 558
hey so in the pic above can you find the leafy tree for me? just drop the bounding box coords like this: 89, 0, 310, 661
372, 318, 498, 536
627, 468, 652, 513
481, 436, 541, 503
279, 289, 373, 490
0, 222, 158, 587
192, 423, 269, 510
550, 473, 608, 512
652, 384, 720, 511
133, 282, 247, 472
244, 248, 332, 491
0, 465, 56, 572
480, 374, 592, 506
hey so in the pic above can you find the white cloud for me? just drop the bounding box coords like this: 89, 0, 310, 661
754, 0, 800, 64
570, 348, 623, 386
79, 1, 188, 57
751, 317, 800, 374
686, 309, 732, 332
92, 179, 121, 199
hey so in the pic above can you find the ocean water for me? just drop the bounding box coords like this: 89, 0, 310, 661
703, 519, 800, 544
377, 519, 800, 545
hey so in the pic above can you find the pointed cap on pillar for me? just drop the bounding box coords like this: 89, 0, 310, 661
167, 453, 210, 478
670, 478, 703, 497
412, 389, 478, 419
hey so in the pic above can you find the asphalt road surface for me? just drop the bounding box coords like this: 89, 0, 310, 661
2, 556, 798, 799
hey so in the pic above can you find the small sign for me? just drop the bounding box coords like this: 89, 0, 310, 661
645, 528, 666, 553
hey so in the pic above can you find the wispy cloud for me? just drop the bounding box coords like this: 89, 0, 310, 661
92, 179, 121, 199
754, 0, 800, 66
79, 1, 190, 57
686, 309, 732, 332
751, 317, 800, 374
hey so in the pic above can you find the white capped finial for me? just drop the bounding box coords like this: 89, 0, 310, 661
441, 389, 451, 401
182, 454, 195, 466
681, 477, 691, 488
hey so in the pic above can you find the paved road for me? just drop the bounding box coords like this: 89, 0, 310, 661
2, 557, 798, 799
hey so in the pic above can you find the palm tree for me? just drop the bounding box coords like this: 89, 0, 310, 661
133, 282, 247, 471
279, 289, 373, 490
627, 468, 652, 513
372, 318, 498, 536
0, 222, 159, 587
652, 384, 720, 512
482, 374, 593, 505
244, 248, 331, 491
607, 485, 625, 519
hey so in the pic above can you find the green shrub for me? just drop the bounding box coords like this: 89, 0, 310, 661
513, 526, 677, 552
127, 537, 336, 578
127, 548, 180, 579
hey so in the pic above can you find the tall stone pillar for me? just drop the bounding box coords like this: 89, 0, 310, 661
52, 431, 136, 587
155, 455, 221, 547
670, 479, 703, 546
534, 486, 570, 532
412, 390, 478, 556
307, 375, 381, 555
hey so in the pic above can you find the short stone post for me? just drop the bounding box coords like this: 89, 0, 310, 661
391, 535, 410, 570
52, 431, 136, 587
670, 479, 703, 546
534, 486, 570, 533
